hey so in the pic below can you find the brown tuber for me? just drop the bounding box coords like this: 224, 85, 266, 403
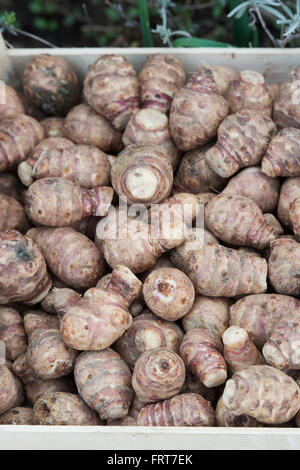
75, 349, 134, 421
170, 65, 229, 151
0, 363, 24, 414
205, 110, 276, 178
277, 176, 300, 228
0, 193, 30, 233
0, 407, 33, 425
290, 198, 300, 238
0, 85, 25, 119
274, 67, 300, 129
0, 230, 51, 305
212, 66, 239, 96
262, 128, 300, 177
143, 267, 195, 321
216, 397, 262, 428
268, 237, 300, 296
41, 117, 65, 138
22, 54, 79, 116
0, 172, 24, 202
24, 177, 113, 226
222, 365, 300, 424
137, 393, 215, 427
33, 392, 101, 425
138, 54, 185, 114
0, 307, 27, 361
84, 54, 139, 130
180, 328, 227, 388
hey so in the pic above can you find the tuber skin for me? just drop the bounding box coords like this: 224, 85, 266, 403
262, 315, 300, 371
180, 372, 215, 404
205, 194, 277, 249
224, 70, 272, 116
0, 194, 30, 233
122, 108, 180, 169
83, 54, 139, 130
0, 230, 51, 305
267, 83, 280, 100
0, 407, 33, 425
171, 229, 268, 297
33, 392, 101, 425
58, 265, 141, 351
26, 227, 105, 291
0, 85, 25, 119
42, 287, 82, 318
108, 416, 138, 426
205, 110, 277, 178
262, 128, 300, 177
212, 66, 239, 96
180, 328, 227, 388
290, 198, 300, 238
24, 177, 113, 226
63, 103, 122, 153
18, 136, 75, 187
222, 365, 300, 424
41, 117, 65, 138
277, 176, 300, 228
174, 144, 226, 194
170, 65, 229, 151
222, 326, 265, 374
181, 296, 231, 339
75, 349, 134, 421
222, 166, 280, 213
115, 311, 184, 369
138, 54, 185, 114
137, 393, 215, 427
132, 348, 185, 403
268, 237, 300, 296
24, 310, 77, 380
111, 144, 173, 206
274, 67, 300, 129
70, 216, 101, 241
216, 397, 262, 428
0, 307, 27, 361
229, 294, 300, 349
0, 363, 24, 414
0, 114, 44, 172
0, 172, 24, 202
263, 213, 284, 237
143, 267, 195, 321
22, 54, 79, 116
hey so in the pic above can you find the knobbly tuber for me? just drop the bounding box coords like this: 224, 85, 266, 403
205, 110, 276, 178
137, 393, 215, 427
70, 216, 100, 240
0, 194, 30, 233
274, 67, 300, 129
225, 70, 272, 116
0, 363, 24, 414
115, 311, 184, 369
262, 128, 300, 177
180, 372, 215, 403
143, 267, 195, 321
205, 194, 277, 249
222, 365, 300, 424
267, 83, 280, 100
18, 136, 75, 187
290, 198, 300, 238
0, 230, 51, 305
24, 310, 77, 379
171, 229, 267, 297
63, 104, 122, 153
268, 237, 300, 296
132, 348, 185, 403
180, 328, 227, 388
170, 65, 229, 151
277, 177, 300, 228
216, 397, 261, 428
0, 85, 24, 119
58, 265, 141, 350
230, 294, 300, 349
24, 177, 113, 226
0, 307, 27, 361
27, 227, 105, 290
41, 117, 65, 138
212, 66, 239, 96
84, 54, 139, 130
174, 144, 226, 194
181, 296, 231, 338
222, 326, 265, 374
0, 172, 24, 201
22, 54, 79, 116
33, 392, 101, 425
122, 108, 180, 169
0, 114, 44, 172
111, 144, 173, 206
75, 349, 134, 420
263, 213, 284, 237
0, 407, 33, 425
222, 166, 280, 213
138, 54, 185, 114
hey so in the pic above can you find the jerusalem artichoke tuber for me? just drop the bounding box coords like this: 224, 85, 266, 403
0, 307, 27, 361
268, 237, 300, 296
0, 406, 33, 425
0, 194, 30, 233
0, 85, 25, 119
262, 128, 300, 177
41, 117, 65, 138
290, 198, 300, 238
274, 67, 300, 129
212, 66, 239, 96
0, 363, 24, 414
216, 397, 262, 428
277, 176, 300, 228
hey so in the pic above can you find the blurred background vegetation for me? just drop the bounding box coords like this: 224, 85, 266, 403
0, 0, 299, 49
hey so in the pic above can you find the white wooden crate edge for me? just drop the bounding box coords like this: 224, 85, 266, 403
1, 46, 300, 450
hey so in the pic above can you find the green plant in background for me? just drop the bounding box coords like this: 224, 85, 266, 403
139, 0, 154, 46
